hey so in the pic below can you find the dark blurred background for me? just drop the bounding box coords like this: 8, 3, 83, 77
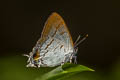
0, 0, 120, 74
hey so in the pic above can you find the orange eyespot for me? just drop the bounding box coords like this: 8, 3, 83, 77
33, 50, 40, 60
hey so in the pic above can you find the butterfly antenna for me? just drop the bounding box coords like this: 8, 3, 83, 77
74, 35, 81, 45
74, 34, 88, 48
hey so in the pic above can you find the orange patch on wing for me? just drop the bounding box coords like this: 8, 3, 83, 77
40, 12, 74, 47
33, 50, 40, 60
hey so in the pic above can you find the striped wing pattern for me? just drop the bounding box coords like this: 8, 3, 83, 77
36, 12, 74, 67
38, 12, 73, 48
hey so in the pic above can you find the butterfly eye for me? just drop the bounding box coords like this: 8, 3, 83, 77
33, 50, 40, 60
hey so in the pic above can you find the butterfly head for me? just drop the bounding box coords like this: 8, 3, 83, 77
24, 48, 41, 68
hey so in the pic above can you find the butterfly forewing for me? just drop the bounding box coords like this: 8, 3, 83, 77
39, 12, 73, 49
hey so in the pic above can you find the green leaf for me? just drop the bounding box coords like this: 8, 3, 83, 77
62, 63, 95, 73
38, 63, 94, 80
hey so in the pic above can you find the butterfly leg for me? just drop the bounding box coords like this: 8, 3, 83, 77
70, 54, 73, 63
61, 56, 66, 65
69, 54, 77, 64
70, 47, 78, 64
73, 55, 77, 64
61, 54, 69, 65
37, 59, 41, 68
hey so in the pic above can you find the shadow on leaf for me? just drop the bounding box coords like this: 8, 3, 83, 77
36, 63, 94, 80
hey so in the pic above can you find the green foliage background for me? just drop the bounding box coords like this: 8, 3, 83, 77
0, 55, 120, 80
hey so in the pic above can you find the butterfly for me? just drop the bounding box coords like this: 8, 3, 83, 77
24, 12, 88, 67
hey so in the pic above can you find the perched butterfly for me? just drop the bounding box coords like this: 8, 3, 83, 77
24, 12, 88, 67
